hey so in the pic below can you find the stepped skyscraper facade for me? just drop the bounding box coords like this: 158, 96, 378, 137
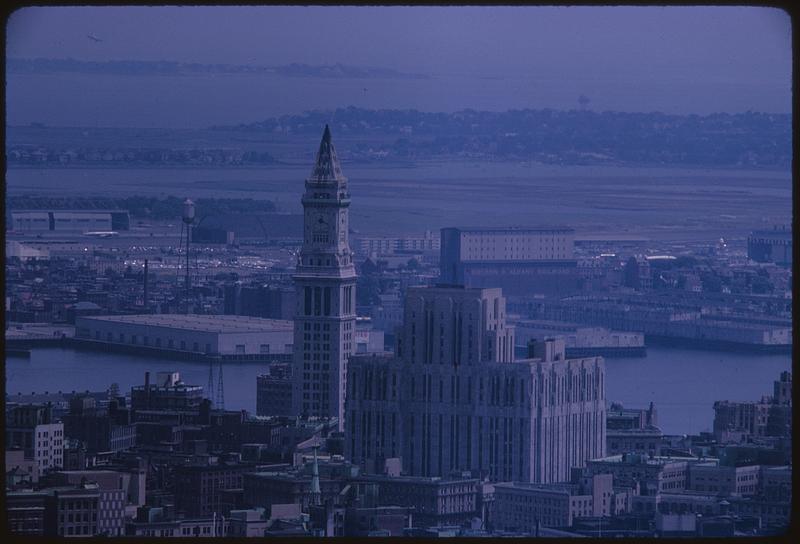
291, 126, 357, 430
345, 285, 606, 484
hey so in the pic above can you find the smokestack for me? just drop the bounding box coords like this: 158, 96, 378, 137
143, 259, 149, 311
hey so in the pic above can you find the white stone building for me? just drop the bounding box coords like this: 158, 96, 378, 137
345, 285, 606, 484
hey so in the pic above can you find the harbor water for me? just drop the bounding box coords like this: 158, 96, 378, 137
5, 345, 791, 436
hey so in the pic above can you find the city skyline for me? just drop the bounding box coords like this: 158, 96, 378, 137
4, 5, 793, 539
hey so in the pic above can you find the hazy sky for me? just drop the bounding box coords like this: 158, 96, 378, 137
5, 6, 793, 124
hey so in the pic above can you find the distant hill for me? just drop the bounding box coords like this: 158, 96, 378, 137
216, 107, 791, 168
6, 57, 429, 80
6, 195, 276, 220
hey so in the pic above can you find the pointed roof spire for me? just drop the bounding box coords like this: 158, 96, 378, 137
309, 124, 345, 182
310, 445, 321, 506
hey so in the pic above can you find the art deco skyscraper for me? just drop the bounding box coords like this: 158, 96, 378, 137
345, 285, 606, 484
292, 125, 357, 430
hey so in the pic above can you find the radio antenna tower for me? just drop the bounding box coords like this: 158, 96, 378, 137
181, 198, 195, 314
206, 360, 215, 408
215, 360, 225, 410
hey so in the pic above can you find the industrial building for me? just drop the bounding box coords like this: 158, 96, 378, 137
513, 320, 646, 358
74, 314, 293, 362
8, 210, 130, 232
747, 226, 792, 266
353, 231, 440, 256
440, 226, 579, 295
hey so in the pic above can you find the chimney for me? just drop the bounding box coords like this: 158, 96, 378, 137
527, 339, 537, 359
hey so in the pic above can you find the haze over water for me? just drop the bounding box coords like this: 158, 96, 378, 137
6, 6, 792, 128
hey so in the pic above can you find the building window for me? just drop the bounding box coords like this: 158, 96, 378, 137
324, 287, 331, 316
236, 345, 245, 354
304, 286, 313, 315
260, 344, 270, 354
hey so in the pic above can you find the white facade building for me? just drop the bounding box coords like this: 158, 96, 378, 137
74, 314, 293, 359
34, 423, 64, 473
345, 286, 606, 484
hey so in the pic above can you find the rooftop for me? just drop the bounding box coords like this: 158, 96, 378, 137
591, 454, 702, 466
448, 226, 574, 233
308, 124, 346, 182
78, 314, 293, 333
494, 481, 574, 494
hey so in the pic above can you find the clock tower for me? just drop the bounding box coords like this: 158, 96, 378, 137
292, 125, 356, 430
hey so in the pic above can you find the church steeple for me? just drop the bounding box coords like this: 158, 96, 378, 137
309, 124, 345, 183
310, 445, 321, 506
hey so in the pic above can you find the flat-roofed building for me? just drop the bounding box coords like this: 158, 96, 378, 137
440, 226, 579, 295
43, 484, 104, 537
494, 473, 619, 531
5, 404, 64, 474
686, 463, 760, 496
9, 209, 130, 232
354, 231, 440, 256
581, 453, 706, 496
354, 474, 479, 528
747, 226, 791, 266
130, 371, 204, 413
74, 314, 294, 361
257, 363, 293, 417
6, 490, 48, 535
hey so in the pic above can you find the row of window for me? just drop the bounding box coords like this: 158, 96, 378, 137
60, 526, 93, 535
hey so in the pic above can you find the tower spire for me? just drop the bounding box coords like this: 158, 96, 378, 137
310, 445, 321, 506
216, 360, 225, 410
309, 124, 345, 182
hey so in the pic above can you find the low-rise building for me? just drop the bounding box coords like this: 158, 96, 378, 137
173, 462, 249, 518
74, 314, 294, 361
493, 473, 630, 531
6, 448, 39, 486
5, 404, 64, 474
355, 474, 479, 528
581, 453, 701, 496
256, 363, 293, 417
6, 490, 48, 535
686, 463, 760, 496
131, 371, 204, 413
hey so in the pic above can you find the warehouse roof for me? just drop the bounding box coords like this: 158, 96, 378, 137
446, 226, 574, 233
79, 314, 293, 333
